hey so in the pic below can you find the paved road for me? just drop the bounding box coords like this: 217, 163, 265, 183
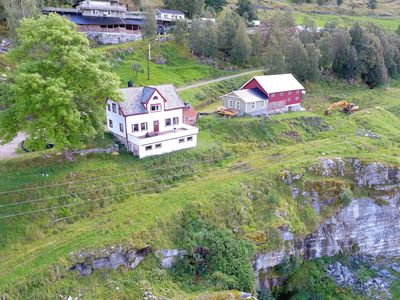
0, 132, 25, 160
177, 69, 264, 92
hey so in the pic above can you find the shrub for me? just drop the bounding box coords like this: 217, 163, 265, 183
339, 188, 353, 207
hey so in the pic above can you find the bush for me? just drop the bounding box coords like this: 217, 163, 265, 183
339, 188, 353, 207
173, 206, 256, 292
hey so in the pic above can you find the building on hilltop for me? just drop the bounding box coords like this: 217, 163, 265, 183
106, 84, 198, 159
43, 1, 185, 43
220, 74, 306, 116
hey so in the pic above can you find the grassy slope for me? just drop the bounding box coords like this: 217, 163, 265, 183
100, 41, 235, 88
1, 77, 400, 298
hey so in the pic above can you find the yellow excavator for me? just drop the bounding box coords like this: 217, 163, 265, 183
325, 101, 359, 115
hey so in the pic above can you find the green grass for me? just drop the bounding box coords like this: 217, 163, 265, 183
290, 11, 400, 31
1, 78, 400, 298
99, 40, 236, 88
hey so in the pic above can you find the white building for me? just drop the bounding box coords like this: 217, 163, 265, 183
106, 85, 198, 159
155, 8, 185, 21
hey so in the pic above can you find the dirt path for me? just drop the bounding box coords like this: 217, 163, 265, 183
0, 132, 25, 160
177, 69, 264, 92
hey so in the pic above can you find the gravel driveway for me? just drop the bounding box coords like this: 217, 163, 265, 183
0, 132, 25, 160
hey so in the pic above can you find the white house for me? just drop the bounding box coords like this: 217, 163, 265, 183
155, 8, 185, 21
106, 85, 198, 159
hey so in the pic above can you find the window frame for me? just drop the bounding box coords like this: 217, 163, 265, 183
155, 143, 162, 149
178, 138, 185, 143
108, 119, 113, 128
132, 124, 139, 132
112, 103, 117, 113
107, 104, 111, 111
251, 102, 256, 110
228, 100, 233, 108
119, 123, 124, 132
165, 118, 172, 127
145, 145, 152, 151
150, 104, 161, 112
173, 117, 179, 125
187, 136, 193, 142
141, 122, 148, 131
235, 101, 240, 110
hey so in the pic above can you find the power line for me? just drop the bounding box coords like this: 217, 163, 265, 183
0, 164, 261, 220
0, 154, 281, 209
0, 155, 232, 196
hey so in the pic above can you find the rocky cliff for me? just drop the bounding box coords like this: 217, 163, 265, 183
255, 158, 400, 290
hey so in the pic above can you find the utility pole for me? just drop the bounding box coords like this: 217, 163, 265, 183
147, 42, 151, 81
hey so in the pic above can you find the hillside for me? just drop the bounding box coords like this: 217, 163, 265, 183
1, 73, 400, 298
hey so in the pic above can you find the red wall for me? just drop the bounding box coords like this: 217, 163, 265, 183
242, 79, 303, 107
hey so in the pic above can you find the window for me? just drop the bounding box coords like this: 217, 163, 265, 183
296, 90, 300, 94
235, 101, 240, 110
108, 119, 113, 128
179, 138, 185, 143
187, 136, 193, 142
141, 122, 148, 131
145, 145, 152, 151
295, 96, 299, 101
107, 104, 111, 111
153, 96, 158, 100
118, 108, 122, 116
261, 101, 265, 107
271, 93, 275, 97
173, 117, 179, 125
112, 103, 116, 113
280, 92, 284, 96
288, 98, 291, 102
165, 118, 171, 126
151, 104, 161, 112
288, 91, 292, 95
132, 124, 139, 132
228, 100, 233, 108
155, 143, 162, 149
251, 102, 256, 110
119, 123, 124, 132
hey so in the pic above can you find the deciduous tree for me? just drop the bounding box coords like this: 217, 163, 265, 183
205, 0, 227, 12
231, 20, 252, 65
0, 14, 120, 154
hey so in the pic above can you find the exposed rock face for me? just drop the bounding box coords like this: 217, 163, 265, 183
257, 158, 400, 290
69, 245, 152, 276
155, 249, 187, 268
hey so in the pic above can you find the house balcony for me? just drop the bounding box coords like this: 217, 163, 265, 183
127, 123, 198, 146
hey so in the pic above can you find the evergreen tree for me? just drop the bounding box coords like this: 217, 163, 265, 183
231, 20, 252, 65
265, 35, 286, 74
236, 0, 257, 22
331, 30, 353, 79
318, 33, 333, 71
285, 37, 308, 81
205, 0, 227, 12
368, 0, 377, 10
204, 20, 219, 57
305, 43, 320, 81
217, 12, 238, 56
0, 14, 120, 153
250, 28, 262, 57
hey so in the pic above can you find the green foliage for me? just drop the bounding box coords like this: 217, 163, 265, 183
164, 0, 204, 18
275, 255, 303, 277
142, 8, 157, 40
173, 207, 256, 292
368, 0, 377, 10
0, 14, 120, 151
231, 20, 252, 65
236, 0, 257, 22
339, 187, 353, 207
172, 20, 189, 46
205, 0, 227, 12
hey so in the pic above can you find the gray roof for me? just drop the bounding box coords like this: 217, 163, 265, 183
118, 84, 185, 115
228, 88, 268, 103
156, 8, 185, 15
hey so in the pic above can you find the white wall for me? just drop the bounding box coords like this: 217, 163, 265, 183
137, 133, 197, 159
106, 99, 126, 139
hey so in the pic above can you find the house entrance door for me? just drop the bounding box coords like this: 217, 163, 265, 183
153, 120, 159, 132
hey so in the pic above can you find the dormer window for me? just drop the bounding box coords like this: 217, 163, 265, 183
150, 104, 161, 112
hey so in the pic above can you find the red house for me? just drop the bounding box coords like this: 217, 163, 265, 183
221, 74, 305, 115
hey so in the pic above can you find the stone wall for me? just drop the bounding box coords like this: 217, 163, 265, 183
84, 31, 142, 45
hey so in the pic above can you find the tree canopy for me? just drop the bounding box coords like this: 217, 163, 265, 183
0, 14, 120, 151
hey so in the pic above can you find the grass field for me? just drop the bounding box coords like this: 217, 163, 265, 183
99, 41, 236, 88
1, 75, 400, 298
